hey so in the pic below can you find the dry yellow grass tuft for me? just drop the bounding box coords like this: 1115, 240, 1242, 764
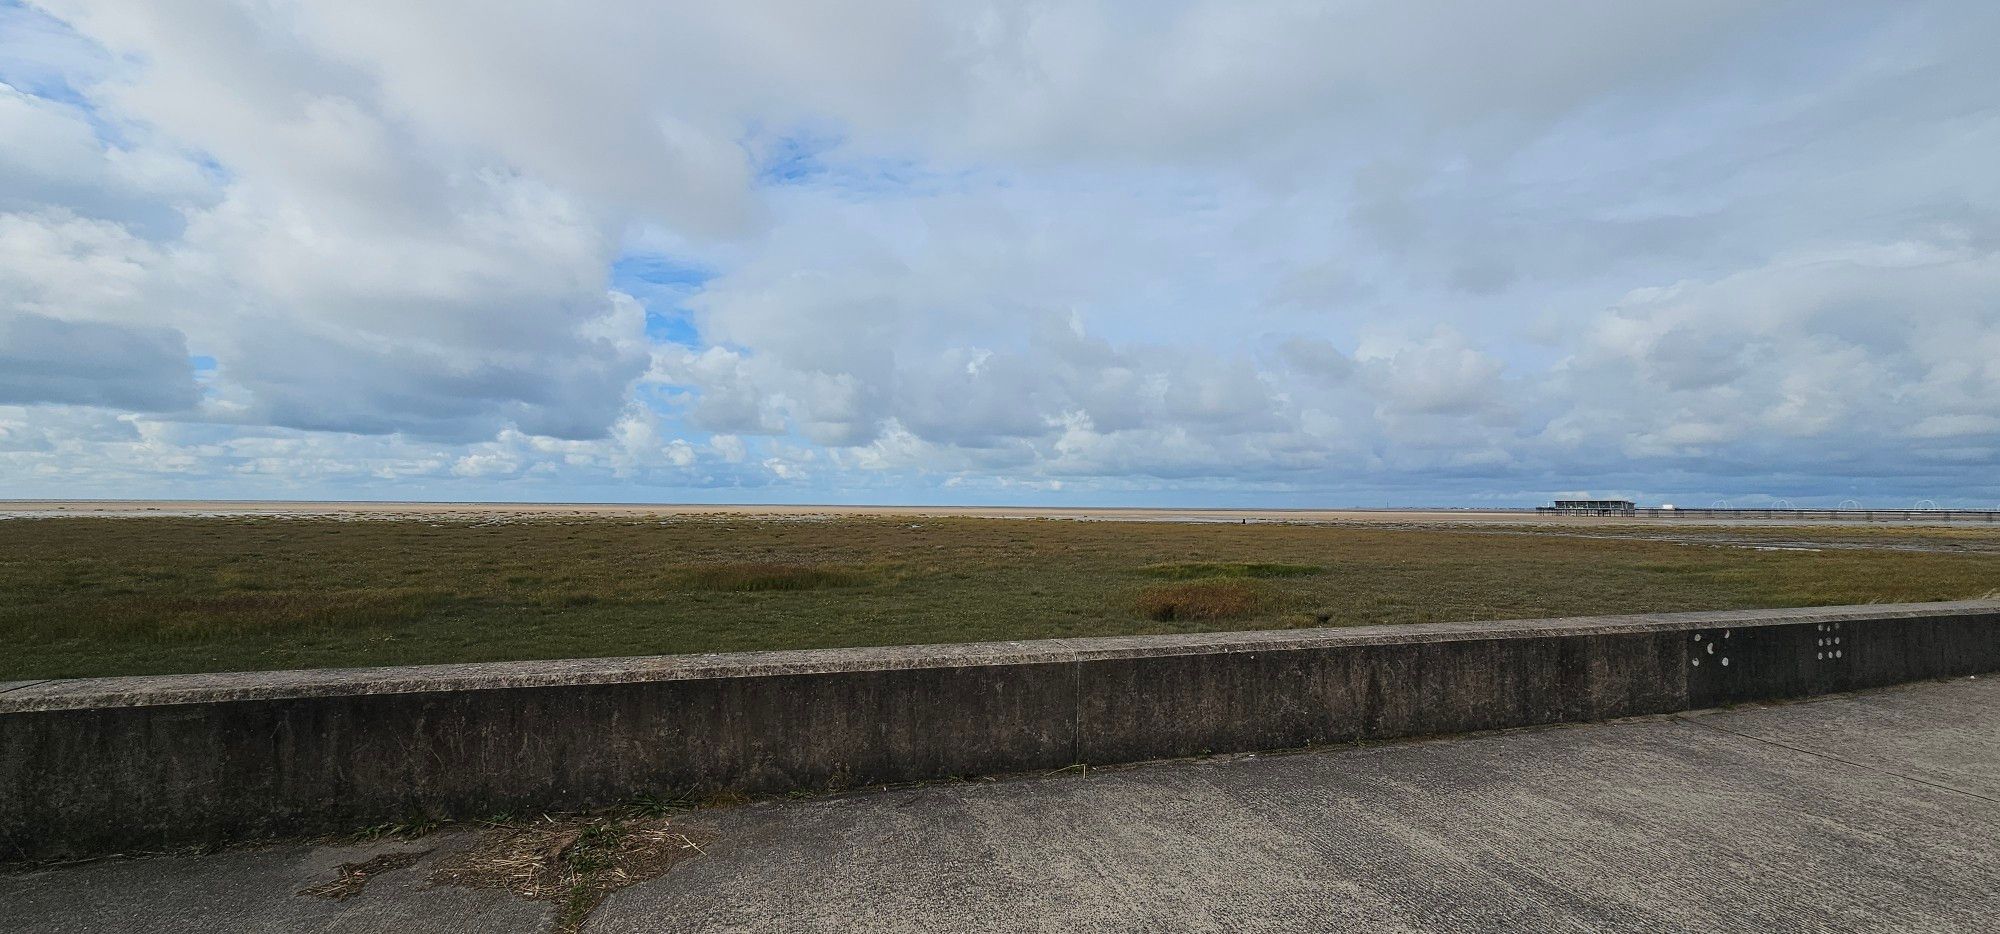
1134, 580, 1261, 622
297, 849, 430, 901
679, 562, 874, 592
1140, 561, 1322, 580
431, 816, 710, 934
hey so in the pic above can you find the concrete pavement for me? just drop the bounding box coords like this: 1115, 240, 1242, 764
5, 676, 1997, 933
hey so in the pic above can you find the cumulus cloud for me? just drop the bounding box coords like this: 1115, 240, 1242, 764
2, 1, 1999, 504
0, 312, 195, 409
1561, 242, 2000, 451
0, 85, 209, 227
0, 208, 197, 409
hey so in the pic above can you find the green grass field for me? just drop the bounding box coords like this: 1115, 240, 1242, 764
3, 516, 1996, 680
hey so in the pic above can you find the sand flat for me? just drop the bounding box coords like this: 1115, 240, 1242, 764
0, 499, 1539, 521
2, 499, 1987, 527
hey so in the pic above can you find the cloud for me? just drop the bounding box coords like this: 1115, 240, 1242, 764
0, 311, 195, 409
1359, 328, 1508, 418
182, 177, 652, 440
0, 208, 197, 410
2, 1, 1999, 505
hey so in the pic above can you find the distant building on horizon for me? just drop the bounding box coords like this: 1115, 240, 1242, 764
1537, 499, 1637, 516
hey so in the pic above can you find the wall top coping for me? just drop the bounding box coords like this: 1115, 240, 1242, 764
5, 600, 1996, 713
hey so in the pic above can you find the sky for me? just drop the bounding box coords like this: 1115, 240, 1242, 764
3, 1, 1999, 508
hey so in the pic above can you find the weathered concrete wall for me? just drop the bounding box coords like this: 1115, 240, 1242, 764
4, 601, 1997, 860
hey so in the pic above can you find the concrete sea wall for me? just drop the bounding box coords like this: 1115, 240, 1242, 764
4, 601, 1998, 860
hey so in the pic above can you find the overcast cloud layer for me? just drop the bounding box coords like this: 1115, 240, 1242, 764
3, 1, 1999, 506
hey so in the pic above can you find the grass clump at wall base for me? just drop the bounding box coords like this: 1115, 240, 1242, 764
1141, 562, 1323, 580
679, 562, 875, 592
1135, 580, 1262, 622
